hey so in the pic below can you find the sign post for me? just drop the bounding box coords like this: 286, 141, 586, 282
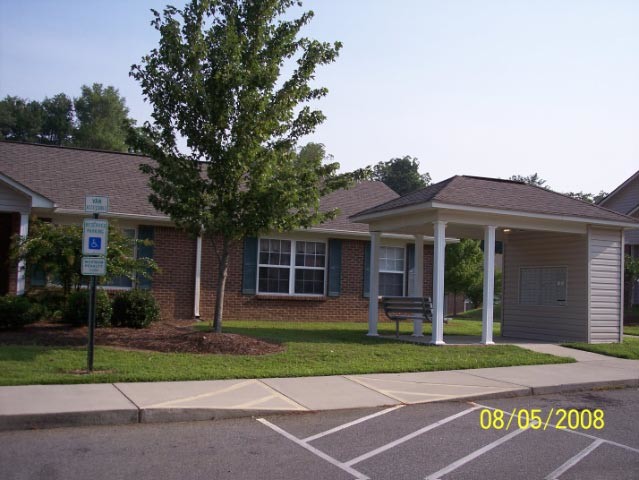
82, 196, 109, 372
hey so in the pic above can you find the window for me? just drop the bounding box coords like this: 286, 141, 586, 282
257, 238, 326, 295
104, 228, 136, 289
379, 246, 405, 297
519, 266, 567, 306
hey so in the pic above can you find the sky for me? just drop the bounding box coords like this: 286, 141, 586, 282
1, 0, 638, 194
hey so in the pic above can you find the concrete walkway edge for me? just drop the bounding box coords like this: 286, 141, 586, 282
1, 347, 638, 432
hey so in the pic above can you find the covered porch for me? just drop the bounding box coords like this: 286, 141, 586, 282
352, 176, 639, 345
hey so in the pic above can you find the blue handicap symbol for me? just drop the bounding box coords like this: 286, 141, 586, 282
88, 237, 102, 250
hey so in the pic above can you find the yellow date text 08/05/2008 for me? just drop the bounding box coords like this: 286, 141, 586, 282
479, 408, 605, 431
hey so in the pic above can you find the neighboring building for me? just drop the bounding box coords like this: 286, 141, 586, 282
598, 169, 639, 305
0, 141, 445, 322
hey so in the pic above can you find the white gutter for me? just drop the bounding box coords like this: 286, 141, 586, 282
194, 235, 202, 319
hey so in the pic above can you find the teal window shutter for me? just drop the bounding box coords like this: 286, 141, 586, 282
406, 243, 415, 295
137, 226, 154, 290
242, 237, 258, 294
363, 241, 371, 298
327, 239, 342, 297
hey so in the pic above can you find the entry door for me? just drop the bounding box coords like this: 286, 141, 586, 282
0, 213, 13, 295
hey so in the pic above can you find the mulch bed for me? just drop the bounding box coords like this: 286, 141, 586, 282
0, 321, 284, 355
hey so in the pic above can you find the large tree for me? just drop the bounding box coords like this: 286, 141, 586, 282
41, 93, 74, 145
444, 239, 483, 315
74, 84, 133, 151
0, 96, 43, 142
130, 0, 343, 332
373, 155, 430, 195
509, 172, 548, 189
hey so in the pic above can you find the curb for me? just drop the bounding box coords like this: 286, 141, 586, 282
1, 379, 637, 432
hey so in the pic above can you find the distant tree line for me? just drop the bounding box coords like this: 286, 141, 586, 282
0, 83, 141, 152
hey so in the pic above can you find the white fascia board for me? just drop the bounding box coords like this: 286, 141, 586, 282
0, 172, 55, 209
430, 202, 639, 229
51, 208, 172, 224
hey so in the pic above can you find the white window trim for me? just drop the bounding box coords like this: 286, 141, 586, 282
379, 245, 406, 297
256, 238, 328, 296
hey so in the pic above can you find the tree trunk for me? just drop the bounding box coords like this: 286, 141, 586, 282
212, 237, 230, 333
452, 291, 458, 317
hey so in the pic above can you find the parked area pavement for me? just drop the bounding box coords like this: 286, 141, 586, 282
1, 344, 638, 431
1, 388, 638, 479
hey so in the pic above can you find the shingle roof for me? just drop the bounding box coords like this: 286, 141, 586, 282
319, 180, 399, 232
0, 142, 398, 232
353, 175, 639, 225
0, 141, 160, 218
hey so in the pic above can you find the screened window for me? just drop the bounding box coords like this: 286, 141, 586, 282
379, 246, 405, 297
258, 239, 326, 295
519, 267, 567, 306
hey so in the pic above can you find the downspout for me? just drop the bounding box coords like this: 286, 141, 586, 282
194, 235, 202, 319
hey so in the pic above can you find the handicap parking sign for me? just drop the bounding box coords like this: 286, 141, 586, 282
82, 219, 108, 256
88, 237, 102, 250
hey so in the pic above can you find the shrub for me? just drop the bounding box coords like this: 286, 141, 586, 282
111, 289, 160, 328
0, 295, 42, 329
26, 288, 67, 321
64, 290, 112, 327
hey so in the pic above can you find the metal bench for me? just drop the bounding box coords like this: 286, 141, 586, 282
381, 296, 434, 338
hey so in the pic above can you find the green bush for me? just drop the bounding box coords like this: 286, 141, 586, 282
64, 290, 112, 327
0, 295, 42, 329
111, 289, 160, 328
25, 288, 67, 321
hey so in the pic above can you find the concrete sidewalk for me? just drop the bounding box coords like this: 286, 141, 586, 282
1, 345, 637, 431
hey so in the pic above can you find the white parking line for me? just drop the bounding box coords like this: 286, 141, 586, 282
345, 405, 481, 467
424, 424, 533, 480
303, 405, 405, 442
545, 439, 604, 480
257, 417, 369, 480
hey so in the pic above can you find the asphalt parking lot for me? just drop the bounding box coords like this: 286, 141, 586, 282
1, 388, 638, 479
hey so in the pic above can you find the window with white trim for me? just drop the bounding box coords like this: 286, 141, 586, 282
379, 246, 405, 297
257, 238, 326, 295
519, 266, 567, 306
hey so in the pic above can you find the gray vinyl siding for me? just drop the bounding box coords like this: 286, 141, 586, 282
625, 211, 639, 245
0, 183, 29, 212
502, 231, 588, 342
588, 227, 622, 343
601, 174, 639, 215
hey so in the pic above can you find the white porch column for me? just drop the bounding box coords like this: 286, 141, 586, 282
431, 221, 446, 345
412, 235, 424, 337
193, 235, 202, 319
16, 213, 29, 295
481, 225, 497, 345
368, 231, 381, 336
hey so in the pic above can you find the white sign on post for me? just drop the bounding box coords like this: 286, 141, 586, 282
85, 196, 109, 214
82, 219, 109, 256
81, 257, 107, 276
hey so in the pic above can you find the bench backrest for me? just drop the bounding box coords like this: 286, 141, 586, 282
382, 296, 433, 321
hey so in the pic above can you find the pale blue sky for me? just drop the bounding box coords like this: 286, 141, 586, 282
1, 0, 637, 193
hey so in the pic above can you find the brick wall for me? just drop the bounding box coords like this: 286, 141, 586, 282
193, 236, 434, 322
151, 226, 197, 321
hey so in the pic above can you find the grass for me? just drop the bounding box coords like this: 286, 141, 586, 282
564, 336, 639, 360
624, 324, 639, 336
452, 305, 502, 322
0, 320, 573, 386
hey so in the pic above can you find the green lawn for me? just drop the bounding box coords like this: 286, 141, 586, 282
563, 336, 639, 360
0, 320, 573, 386
624, 324, 639, 336
452, 305, 502, 322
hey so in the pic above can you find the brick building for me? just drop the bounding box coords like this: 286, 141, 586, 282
0, 141, 459, 322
